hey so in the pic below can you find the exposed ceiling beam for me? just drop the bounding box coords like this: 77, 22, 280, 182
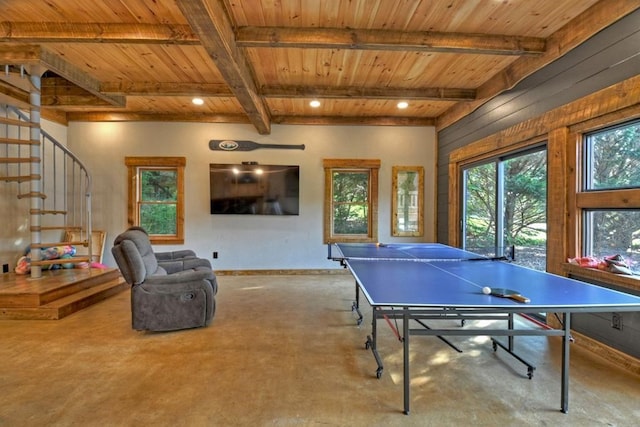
99, 80, 475, 101
100, 81, 234, 97
272, 115, 435, 127
66, 112, 251, 123
0, 22, 545, 57
0, 22, 199, 44
236, 27, 546, 56
63, 111, 434, 127
176, 0, 271, 134
0, 43, 41, 63
42, 76, 117, 107
38, 48, 125, 107
261, 85, 476, 101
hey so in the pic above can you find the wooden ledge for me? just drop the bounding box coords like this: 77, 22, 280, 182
562, 263, 640, 293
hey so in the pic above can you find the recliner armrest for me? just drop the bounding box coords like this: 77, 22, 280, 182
158, 257, 212, 274
145, 268, 213, 285
155, 249, 198, 261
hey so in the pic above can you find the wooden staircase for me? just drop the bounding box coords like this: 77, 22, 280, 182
1, 65, 127, 319
0, 268, 127, 320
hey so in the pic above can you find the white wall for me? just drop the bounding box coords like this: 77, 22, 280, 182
67, 121, 436, 270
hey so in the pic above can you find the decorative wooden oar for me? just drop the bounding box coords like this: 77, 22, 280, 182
209, 140, 305, 152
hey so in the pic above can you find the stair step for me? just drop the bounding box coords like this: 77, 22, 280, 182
0, 137, 38, 145
30, 241, 89, 249
30, 209, 67, 215
30, 256, 91, 267
38, 226, 81, 231
43, 277, 128, 319
2, 174, 39, 183
17, 192, 47, 199
0, 276, 128, 320
0, 116, 39, 128
0, 157, 40, 163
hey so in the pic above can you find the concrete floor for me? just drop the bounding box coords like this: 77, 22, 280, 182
0, 274, 638, 426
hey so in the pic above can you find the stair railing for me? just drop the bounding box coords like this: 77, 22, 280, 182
4, 105, 93, 278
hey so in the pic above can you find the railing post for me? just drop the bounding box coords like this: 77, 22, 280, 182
29, 67, 42, 279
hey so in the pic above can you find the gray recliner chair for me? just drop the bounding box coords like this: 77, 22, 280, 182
111, 227, 217, 331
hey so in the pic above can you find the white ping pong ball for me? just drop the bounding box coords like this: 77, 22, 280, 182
482, 286, 492, 295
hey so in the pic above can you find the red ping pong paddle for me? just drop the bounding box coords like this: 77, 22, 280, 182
489, 288, 530, 303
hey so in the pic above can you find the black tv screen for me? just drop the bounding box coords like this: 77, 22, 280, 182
210, 163, 300, 215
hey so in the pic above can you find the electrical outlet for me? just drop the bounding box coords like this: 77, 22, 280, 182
611, 313, 623, 330
213, 251, 218, 259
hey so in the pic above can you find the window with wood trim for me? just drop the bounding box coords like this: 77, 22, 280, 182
460, 146, 547, 271
125, 157, 185, 245
323, 159, 380, 243
579, 119, 640, 265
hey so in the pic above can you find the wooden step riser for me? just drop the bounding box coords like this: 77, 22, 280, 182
0, 269, 122, 308
53, 280, 129, 319
38, 269, 123, 306
0, 278, 128, 320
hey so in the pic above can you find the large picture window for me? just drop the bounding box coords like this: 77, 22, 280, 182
580, 119, 640, 265
462, 147, 547, 271
125, 157, 185, 244
323, 159, 379, 243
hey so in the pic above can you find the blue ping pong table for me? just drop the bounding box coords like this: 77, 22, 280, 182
329, 242, 640, 415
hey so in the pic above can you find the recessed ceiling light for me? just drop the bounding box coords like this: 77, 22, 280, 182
309, 100, 321, 108
192, 97, 204, 106
397, 101, 409, 109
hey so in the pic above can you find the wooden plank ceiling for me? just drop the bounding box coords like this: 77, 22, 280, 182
0, 0, 636, 134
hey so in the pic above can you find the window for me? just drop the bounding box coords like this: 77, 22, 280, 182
462, 147, 547, 271
580, 119, 640, 265
125, 157, 185, 244
392, 166, 424, 237
584, 120, 640, 190
323, 159, 380, 243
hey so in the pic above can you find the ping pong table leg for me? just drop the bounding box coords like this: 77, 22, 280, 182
365, 307, 384, 378
508, 313, 515, 350
561, 313, 570, 413
403, 308, 410, 415
352, 280, 363, 325
490, 312, 536, 379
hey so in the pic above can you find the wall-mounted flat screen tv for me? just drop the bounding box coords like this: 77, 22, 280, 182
210, 163, 300, 215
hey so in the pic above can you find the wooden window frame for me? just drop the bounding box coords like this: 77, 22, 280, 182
125, 156, 185, 245
392, 166, 424, 237
572, 118, 640, 262
323, 159, 380, 243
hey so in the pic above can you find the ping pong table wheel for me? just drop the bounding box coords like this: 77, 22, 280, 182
365, 340, 371, 349
527, 367, 534, 380
376, 367, 383, 379
492, 341, 498, 351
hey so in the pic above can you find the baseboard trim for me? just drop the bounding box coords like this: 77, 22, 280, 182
569, 329, 640, 376
547, 314, 639, 375
215, 268, 349, 276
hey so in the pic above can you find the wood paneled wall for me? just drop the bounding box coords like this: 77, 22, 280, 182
446, 74, 640, 371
